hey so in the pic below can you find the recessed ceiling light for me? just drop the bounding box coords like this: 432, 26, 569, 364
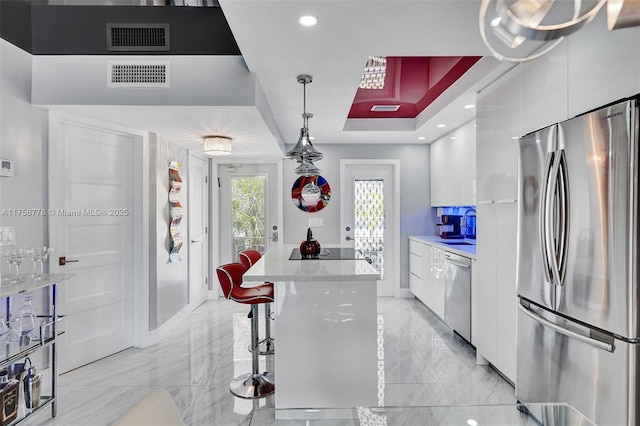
299, 15, 318, 27
464, 104, 475, 109
450, 136, 458, 140
418, 136, 426, 140
437, 124, 446, 128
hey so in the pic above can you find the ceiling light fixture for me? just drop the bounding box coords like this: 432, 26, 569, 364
203, 135, 232, 156
479, 0, 640, 63
464, 104, 476, 109
359, 56, 387, 90
286, 75, 323, 176
437, 124, 446, 128
298, 15, 318, 27
418, 136, 426, 140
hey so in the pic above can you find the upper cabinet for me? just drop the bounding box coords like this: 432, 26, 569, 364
430, 120, 476, 206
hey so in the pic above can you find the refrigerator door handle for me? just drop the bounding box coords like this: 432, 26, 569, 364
540, 152, 554, 285
518, 302, 614, 353
555, 150, 569, 286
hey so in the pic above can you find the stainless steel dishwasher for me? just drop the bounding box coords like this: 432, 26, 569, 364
444, 251, 471, 342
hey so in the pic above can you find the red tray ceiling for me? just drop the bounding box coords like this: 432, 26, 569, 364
348, 56, 482, 119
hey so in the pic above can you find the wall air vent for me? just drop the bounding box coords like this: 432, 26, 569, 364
107, 24, 170, 51
107, 61, 170, 88
370, 105, 400, 112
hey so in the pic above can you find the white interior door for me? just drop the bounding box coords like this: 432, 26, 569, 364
341, 160, 399, 297
49, 117, 134, 373
189, 154, 209, 307
218, 163, 280, 265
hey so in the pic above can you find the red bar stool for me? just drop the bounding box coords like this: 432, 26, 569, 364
216, 263, 275, 399
238, 250, 275, 355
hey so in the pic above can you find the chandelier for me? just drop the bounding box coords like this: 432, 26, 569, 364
286, 75, 323, 176
479, 0, 640, 63
359, 56, 387, 90
203, 135, 232, 156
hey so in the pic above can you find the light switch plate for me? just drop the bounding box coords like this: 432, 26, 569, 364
308, 217, 324, 227
0, 159, 14, 177
0, 227, 15, 246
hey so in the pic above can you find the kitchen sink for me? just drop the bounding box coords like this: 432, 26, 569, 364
442, 241, 474, 245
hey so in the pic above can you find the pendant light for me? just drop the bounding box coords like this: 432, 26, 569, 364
286, 75, 323, 170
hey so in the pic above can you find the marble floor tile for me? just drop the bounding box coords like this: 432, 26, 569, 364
21, 296, 515, 425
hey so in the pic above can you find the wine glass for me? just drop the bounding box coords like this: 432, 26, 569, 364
37, 247, 54, 279
2, 249, 24, 284
26, 248, 39, 278
12, 249, 24, 283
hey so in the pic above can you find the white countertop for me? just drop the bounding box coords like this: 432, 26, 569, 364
409, 235, 476, 259
244, 244, 380, 282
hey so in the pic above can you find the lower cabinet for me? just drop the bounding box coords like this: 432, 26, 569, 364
473, 202, 517, 383
409, 239, 429, 303
408, 238, 452, 322
427, 246, 445, 319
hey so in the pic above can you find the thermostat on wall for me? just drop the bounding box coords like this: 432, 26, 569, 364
0, 159, 14, 177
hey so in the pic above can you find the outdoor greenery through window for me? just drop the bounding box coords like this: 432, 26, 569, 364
232, 175, 266, 258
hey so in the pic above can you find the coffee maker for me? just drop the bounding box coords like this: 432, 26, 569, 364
439, 215, 463, 239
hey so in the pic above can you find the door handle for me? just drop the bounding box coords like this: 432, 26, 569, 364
271, 231, 278, 242
345, 236, 353, 241
58, 256, 79, 266
518, 302, 614, 352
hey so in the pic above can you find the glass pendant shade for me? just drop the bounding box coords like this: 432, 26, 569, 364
203, 135, 232, 156
294, 160, 321, 176
286, 127, 323, 163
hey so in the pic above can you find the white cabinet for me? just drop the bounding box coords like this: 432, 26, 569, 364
473, 74, 520, 383
430, 120, 476, 206
409, 239, 429, 303
427, 246, 445, 319
408, 238, 455, 322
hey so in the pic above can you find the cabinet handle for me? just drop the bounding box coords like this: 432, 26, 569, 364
496, 199, 517, 204
477, 200, 494, 205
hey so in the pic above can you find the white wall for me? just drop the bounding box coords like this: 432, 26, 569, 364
149, 135, 190, 329
0, 39, 49, 259
282, 143, 433, 290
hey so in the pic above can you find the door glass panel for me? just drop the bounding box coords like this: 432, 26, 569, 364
231, 175, 266, 258
354, 179, 384, 278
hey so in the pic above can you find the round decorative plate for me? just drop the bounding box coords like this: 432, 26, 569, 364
291, 175, 331, 212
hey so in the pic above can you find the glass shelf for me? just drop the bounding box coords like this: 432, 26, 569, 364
251, 403, 595, 426
8, 395, 53, 426
0, 274, 74, 299
0, 332, 59, 370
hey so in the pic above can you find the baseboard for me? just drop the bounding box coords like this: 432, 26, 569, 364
396, 288, 414, 299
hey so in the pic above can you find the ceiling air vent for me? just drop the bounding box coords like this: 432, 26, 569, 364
107, 61, 170, 88
107, 24, 170, 51
370, 105, 400, 112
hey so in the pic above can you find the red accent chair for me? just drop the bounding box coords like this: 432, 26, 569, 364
238, 250, 275, 355
217, 263, 275, 399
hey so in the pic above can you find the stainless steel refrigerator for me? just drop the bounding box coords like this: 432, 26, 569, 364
516, 97, 640, 426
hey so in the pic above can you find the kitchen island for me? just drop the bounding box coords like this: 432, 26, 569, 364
243, 244, 380, 414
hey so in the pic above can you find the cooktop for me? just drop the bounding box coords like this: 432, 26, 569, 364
289, 247, 364, 260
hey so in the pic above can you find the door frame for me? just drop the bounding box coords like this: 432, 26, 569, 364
48, 110, 151, 348
211, 158, 284, 298
340, 159, 401, 298
187, 151, 210, 309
